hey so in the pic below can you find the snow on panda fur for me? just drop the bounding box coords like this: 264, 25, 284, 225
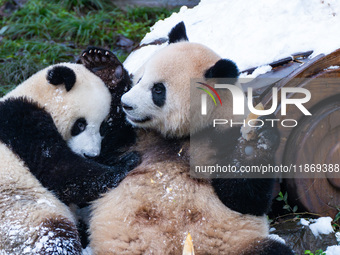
0, 63, 138, 254
88, 23, 294, 254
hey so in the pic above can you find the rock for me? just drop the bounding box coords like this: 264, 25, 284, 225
111, 0, 199, 9
116, 35, 135, 53
271, 220, 337, 254
0, 0, 28, 17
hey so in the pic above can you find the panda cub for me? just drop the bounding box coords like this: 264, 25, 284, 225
88, 23, 294, 254
0, 63, 137, 254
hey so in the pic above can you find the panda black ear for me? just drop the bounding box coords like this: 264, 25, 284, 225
168, 22, 189, 44
205, 59, 239, 83
47, 66, 76, 92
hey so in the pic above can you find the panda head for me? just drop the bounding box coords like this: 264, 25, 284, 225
121, 22, 241, 137
3, 63, 111, 157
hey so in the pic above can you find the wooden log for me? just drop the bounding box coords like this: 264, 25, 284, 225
260, 48, 340, 217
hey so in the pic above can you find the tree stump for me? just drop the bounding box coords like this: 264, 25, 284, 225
260, 48, 340, 217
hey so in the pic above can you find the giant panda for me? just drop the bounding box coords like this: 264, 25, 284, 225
88, 23, 294, 254
0, 63, 138, 254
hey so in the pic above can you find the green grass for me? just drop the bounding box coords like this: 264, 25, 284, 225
0, 0, 176, 96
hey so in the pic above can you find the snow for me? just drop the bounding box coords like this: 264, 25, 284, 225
326, 65, 340, 70
53, 88, 64, 103
336, 232, 340, 243
300, 218, 310, 226
124, 0, 340, 76
30, 226, 76, 254
309, 217, 334, 237
240, 65, 272, 78
37, 198, 55, 207
326, 245, 340, 255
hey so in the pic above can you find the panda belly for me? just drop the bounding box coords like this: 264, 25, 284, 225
89, 161, 268, 255
0, 143, 81, 254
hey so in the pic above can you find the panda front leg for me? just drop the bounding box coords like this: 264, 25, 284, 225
0, 98, 139, 207
243, 237, 295, 255
211, 115, 280, 216
55, 151, 140, 206
211, 116, 295, 254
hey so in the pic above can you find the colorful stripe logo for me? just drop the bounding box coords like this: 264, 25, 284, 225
196, 82, 222, 106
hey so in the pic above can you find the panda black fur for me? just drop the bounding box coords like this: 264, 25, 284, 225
0, 63, 138, 253
88, 23, 294, 254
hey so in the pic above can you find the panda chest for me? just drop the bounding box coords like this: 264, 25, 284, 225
129, 162, 211, 226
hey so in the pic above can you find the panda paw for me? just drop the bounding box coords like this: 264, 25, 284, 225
253, 115, 280, 151
255, 115, 280, 151
235, 114, 280, 161
77, 46, 125, 89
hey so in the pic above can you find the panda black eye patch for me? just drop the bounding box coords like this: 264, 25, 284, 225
71, 118, 87, 136
99, 120, 108, 136
152, 83, 166, 107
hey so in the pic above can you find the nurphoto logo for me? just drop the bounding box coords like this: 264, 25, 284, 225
197, 82, 312, 128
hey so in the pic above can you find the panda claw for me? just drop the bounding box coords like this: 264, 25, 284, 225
78, 46, 130, 91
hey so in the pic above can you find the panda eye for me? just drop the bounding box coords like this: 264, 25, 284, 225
71, 118, 87, 136
152, 83, 166, 107
152, 83, 165, 94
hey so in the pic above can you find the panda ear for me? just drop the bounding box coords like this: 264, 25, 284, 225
47, 66, 76, 92
205, 59, 239, 83
168, 22, 189, 44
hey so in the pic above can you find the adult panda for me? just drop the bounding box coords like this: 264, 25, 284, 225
88, 23, 294, 254
0, 63, 138, 254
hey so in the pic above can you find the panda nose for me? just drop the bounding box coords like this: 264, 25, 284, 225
122, 103, 133, 111
84, 153, 97, 159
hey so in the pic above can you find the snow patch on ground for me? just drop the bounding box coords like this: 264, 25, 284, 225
309, 217, 334, 238
336, 232, 340, 243
125, 0, 340, 76
326, 245, 340, 255
300, 218, 310, 226
300, 217, 334, 237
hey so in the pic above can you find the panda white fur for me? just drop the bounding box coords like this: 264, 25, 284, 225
0, 63, 138, 254
88, 23, 294, 254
